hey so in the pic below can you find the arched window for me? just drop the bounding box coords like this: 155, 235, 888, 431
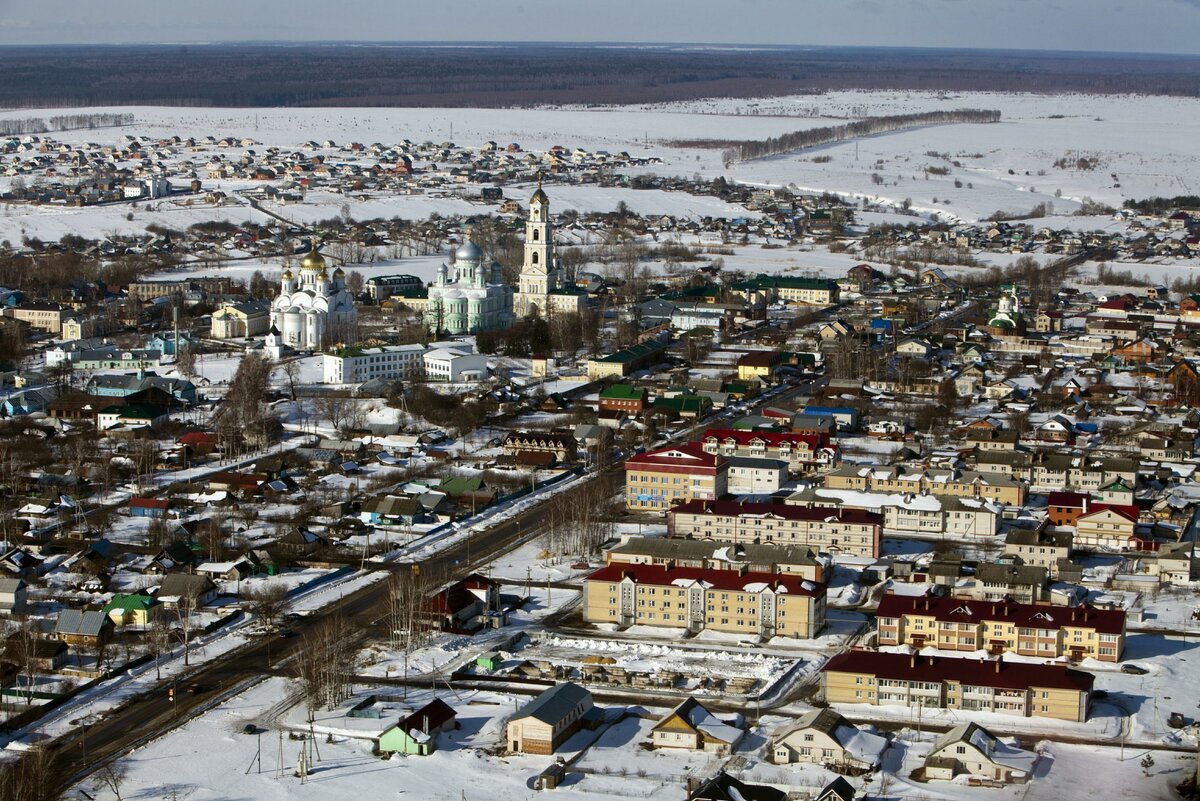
533, 229, 540, 242
532, 252, 539, 265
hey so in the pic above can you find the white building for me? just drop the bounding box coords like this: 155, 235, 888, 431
512, 186, 587, 319
423, 346, 489, 382
727, 457, 789, 495
268, 244, 357, 353
772, 708, 888, 769
322, 342, 488, 384
323, 344, 429, 384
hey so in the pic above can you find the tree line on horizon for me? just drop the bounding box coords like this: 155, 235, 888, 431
727, 108, 1002, 163
0, 112, 134, 137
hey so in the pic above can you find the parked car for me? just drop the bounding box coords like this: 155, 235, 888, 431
1121, 664, 1149, 675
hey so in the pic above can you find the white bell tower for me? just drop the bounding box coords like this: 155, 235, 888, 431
515, 181, 558, 318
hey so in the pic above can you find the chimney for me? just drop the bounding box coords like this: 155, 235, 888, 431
995, 655, 1003, 673
910, 653, 916, 668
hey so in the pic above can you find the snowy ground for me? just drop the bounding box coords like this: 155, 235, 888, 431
5, 90, 1200, 243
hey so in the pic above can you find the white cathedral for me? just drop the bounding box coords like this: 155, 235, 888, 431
513, 186, 587, 319
267, 244, 357, 356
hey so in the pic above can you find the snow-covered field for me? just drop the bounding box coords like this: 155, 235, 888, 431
5, 90, 1200, 240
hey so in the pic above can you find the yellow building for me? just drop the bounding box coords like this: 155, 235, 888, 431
875, 593, 1126, 662
650, 697, 743, 753
1074, 505, 1139, 550
583, 562, 825, 639
823, 464, 1026, 506
586, 339, 669, 380
821, 650, 1092, 722
4, 302, 68, 334
736, 350, 783, 383
667, 499, 882, 558
624, 444, 728, 512
210, 300, 271, 339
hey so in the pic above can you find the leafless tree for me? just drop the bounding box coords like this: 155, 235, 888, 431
175, 343, 197, 378
149, 612, 172, 680
176, 594, 197, 667
295, 613, 356, 716
385, 569, 443, 654
281, 359, 302, 401
315, 395, 351, 434
95, 763, 127, 801
0, 748, 59, 801
244, 582, 289, 627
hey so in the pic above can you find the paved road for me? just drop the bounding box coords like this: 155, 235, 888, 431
42, 373, 816, 791
45, 466, 622, 791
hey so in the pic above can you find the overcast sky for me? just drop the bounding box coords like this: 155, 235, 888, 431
0, 0, 1197, 54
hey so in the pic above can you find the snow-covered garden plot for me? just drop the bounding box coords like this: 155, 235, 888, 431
516, 634, 802, 701
571, 713, 728, 781
77, 676, 688, 801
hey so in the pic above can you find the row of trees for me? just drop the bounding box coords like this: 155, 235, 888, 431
726, 109, 1002, 163
0, 112, 134, 136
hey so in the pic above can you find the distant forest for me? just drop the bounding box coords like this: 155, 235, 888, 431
0, 44, 1199, 108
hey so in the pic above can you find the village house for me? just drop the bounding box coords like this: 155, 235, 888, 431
923, 722, 1037, 784
1074, 504, 1141, 550
771, 708, 888, 770
377, 699, 458, 756
1004, 528, 1074, 577
650, 697, 744, 754
598, 383, 647, 413
54, 609, 114, 648
505, 682, 597, 754
0, 578, 27, 614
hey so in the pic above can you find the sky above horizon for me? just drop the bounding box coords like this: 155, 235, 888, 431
0, 0, 1198, 55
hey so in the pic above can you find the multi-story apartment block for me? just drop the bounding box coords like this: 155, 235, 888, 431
821, 650, 1093, 722
788, 487, 1001, 538
700, 429, 839, 472
624, 444, 728, 512
975, 451, 1136, 493
605, 536, 826, 582
822, 464, 1025, 506
583, 563, 825, 639
875, 593, 1126, 662
667, 499, 882, 558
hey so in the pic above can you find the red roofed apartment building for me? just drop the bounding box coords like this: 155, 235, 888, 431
821, 649, 1094, 722
582, 562, 826, 639
624, 444, 728, 512
875, 592, 1126, 662
700, 429, 839, 472
667, 499, 882, 558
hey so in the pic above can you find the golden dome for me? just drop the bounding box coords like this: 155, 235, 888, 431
281, 267, 294, 280
333, 265, 345, 276
302, 251, 326, 271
